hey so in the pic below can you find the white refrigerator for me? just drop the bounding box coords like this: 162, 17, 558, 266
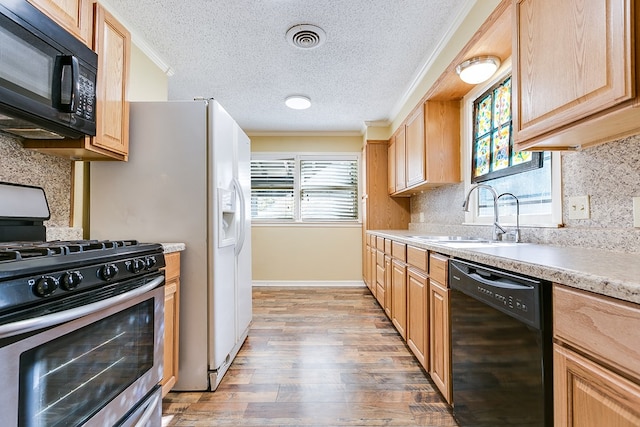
89, 99, 252, 391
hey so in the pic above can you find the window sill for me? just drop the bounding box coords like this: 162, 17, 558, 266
252, 221, 363, 228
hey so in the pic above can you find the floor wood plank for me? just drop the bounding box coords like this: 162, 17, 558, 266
162, 286, 458, 426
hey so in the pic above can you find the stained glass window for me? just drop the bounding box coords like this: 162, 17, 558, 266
471, 76, 541, 182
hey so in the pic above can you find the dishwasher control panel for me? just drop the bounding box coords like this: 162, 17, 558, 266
449, 259, 547, 329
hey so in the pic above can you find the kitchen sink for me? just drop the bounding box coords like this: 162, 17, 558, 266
407, 235, 490, 243
437, 241, 521, 248
407, 235, 522, 248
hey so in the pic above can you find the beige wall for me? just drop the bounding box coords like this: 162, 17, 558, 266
76, 42, 169, 230
252, 225, 362, 282
250, 134, 364, 284
128, 43, 169, 101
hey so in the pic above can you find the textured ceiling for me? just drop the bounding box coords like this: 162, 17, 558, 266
102, 0, 471, 133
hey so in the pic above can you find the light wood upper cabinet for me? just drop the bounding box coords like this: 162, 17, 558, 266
405, 105, 425, 187
91, 2, 130, 159
387, 137, 396, 194
513, 0, 640, 150
22, 2, 131, 161
27, 0, 92, 45
423, 101, 460, 185
395, 127, 407, 192
389, 100, 460, 195
553, 284, 640, 425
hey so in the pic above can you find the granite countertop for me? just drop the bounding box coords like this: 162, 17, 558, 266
369, 230, 640, 305
161, 243, 186, 253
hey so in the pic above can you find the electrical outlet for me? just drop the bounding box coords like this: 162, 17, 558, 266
633, 197, 640, 228
419, 212, 425, 222
568, 195, 590, 220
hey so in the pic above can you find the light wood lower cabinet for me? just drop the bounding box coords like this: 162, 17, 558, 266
162, 251, 181, 397
554, 344, 640, 427
391, 258, 407, 339
553, 284, 640, 426
429, 279, 451, 403
375, 248, 385, 307
428, 252, 451, 403
384, 253, 392, 318
407, 266, 428, 370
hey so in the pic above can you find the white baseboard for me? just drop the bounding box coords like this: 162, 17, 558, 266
252, 280, 366, 288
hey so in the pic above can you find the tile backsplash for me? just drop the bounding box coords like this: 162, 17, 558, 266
411, 135, 640, 253
0, 133, 81, 239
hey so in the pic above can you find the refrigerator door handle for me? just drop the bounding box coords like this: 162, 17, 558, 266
232, 177, 246, 256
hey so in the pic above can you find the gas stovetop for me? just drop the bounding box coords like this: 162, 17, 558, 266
0, 239, 165, 317
0, 183, 166, 326
0, 239, 143, 261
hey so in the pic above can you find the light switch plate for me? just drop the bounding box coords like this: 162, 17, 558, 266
568, 195, 590, 220
633, 197, 640, 228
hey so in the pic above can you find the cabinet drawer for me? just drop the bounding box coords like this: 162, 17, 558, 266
553, 284, 640, 381
164, 252, 181, 281
376, 236, 385, 250
429, 253, 448, 285
407, 245, 428, 271
376, 249, 385, 267
384, 238, 392, 254
392, 241, 406, 262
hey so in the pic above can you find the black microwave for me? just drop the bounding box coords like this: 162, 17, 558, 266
0, 0, 97, 139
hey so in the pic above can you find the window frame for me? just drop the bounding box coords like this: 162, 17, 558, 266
471, 76, 544, 183
461, 57, 563, 228
251, 152, 362, 224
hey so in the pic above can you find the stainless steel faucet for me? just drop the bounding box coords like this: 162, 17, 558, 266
497, 192, 521, 243
462, 184, 506, 241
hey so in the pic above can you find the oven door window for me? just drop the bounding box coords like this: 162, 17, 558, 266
18, 300, 154, 427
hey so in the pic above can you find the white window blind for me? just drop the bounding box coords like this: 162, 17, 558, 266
300, 159, 358, 220
250, 158, 295, 219
251, 154, 360, 222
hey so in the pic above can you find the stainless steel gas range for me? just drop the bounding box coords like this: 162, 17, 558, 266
0, 182, 165, 426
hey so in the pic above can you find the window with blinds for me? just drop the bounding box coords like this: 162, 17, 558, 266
251, 154, 359, 222
250, 158, 295, 220
300, 159, 358, 220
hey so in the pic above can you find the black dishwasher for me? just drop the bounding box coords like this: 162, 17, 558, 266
449, 259, 553, 427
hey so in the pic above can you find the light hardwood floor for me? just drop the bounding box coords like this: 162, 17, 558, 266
162, 286, 458, 426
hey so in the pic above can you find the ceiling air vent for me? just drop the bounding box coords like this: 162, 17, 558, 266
286, 24, 326, 49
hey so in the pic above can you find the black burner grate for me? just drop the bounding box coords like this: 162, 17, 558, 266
0, 240, 140, 262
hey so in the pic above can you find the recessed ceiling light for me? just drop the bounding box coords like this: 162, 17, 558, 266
285, 95, 311, 110
456, 56, 501, 84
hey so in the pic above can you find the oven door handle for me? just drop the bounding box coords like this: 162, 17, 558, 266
133, 393, 160, 427
0, 276, 164, 339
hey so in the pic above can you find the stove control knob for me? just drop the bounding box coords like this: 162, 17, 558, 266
128, 258, 146, 273
61, 271, 83, 290
145, 256, 157, 269
100, 264, 119, 281
34, 276, 58, 297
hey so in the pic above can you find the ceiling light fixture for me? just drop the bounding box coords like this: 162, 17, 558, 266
456, 56, 501, 84
285, 95, 311, 110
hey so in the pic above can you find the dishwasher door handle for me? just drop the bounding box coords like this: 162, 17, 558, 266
466, 271, 534, 291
